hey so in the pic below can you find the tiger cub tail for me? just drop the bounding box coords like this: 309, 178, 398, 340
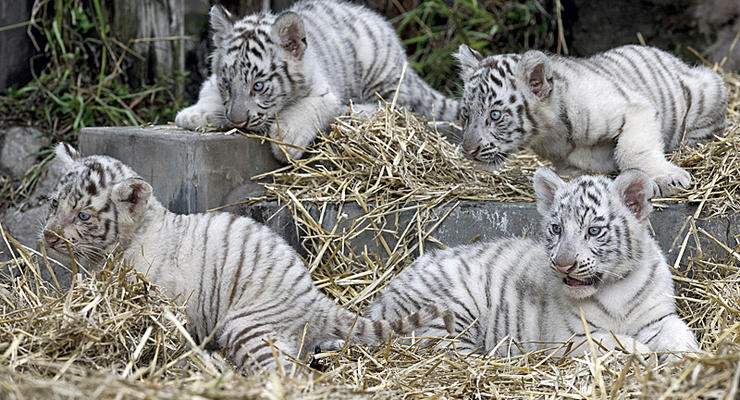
399, 68, 460, 122
683, 64, 728, 143
325, 304, 454, 346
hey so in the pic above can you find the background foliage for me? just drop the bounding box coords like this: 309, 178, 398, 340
397, 0, 560, 94
0, 0, 185, 144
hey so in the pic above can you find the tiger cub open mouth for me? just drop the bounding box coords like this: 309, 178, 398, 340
563, 276, 597, 287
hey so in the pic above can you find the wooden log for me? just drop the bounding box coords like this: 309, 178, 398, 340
106, 0, 185, 91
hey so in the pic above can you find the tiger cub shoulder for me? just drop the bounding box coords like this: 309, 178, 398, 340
455, 44, 727, 196
367, 168, 698, 359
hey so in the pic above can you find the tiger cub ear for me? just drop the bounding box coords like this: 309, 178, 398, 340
612, 169, 653, 222
273, 12, 306, 60
55, 142, 81, 167
113, 177, 153, 215
209, 5, 235, 47
518, 50, 552, 100
454, 44, 483, 81
533, 167, 565, 216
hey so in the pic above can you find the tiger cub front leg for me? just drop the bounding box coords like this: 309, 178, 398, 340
268, 88, 343, 162
221, 319, 303, 374
586, 331, 651, 355
613, 106, 690, 196
636, 313, 699, 361
175, 75, 231, 131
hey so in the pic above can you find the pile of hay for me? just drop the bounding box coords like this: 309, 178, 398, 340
0, 224, 738, 398
1, 73, 739, 398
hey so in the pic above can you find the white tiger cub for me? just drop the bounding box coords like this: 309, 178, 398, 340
176, 0, 459, 162
41, 144, 453, 373
454, 44, 727, 196
367, 168, 699, 359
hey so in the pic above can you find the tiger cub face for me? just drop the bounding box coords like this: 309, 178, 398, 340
209, 6, 307, 131
455, 45, 551, 165
533, 168, 653, 299
41, 144, 153, 261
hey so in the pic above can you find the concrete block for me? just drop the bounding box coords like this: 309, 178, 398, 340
79, 126, 282, 214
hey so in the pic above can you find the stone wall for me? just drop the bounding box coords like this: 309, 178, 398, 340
562, 0, 740, 68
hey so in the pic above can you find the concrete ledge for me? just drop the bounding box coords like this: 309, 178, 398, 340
228, 200, 739, 267
80, 126, 281, 214
78, 126, 737, 267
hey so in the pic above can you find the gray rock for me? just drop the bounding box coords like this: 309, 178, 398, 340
1, 205, 44, 252
28, 157, 65, 206
694, 0, 740, 71
1, 157, 66, 284
0, 127, 49, 178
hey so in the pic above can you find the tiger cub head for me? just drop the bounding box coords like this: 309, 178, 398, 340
533, 168, 654, 299
209, 5, 308, 131
455, 45, 552, 165
41, 144, 153, 261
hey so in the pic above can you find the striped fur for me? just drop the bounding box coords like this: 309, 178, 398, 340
455, 44, 727, 196
175, 0, 459, 162
42, 144, 453, 373
367, 168, 698, 359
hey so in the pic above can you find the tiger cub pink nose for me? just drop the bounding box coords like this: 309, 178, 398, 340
43, 230, 59, 245
466, 146, 480, 156
556, 262, 576, 274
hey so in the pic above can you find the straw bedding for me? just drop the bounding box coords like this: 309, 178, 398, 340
1, 73, 739, 399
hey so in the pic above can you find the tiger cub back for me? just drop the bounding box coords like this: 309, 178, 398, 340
367, 168, 698, 359
42, 143, 452, 373
176, 0, 459, 162
455, 44, 727, 196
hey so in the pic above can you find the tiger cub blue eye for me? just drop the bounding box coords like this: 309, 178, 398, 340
51, 199, 58, 208
588, 226, 601, 236
490, 110, 502, 121
78, 212, 91, 221
551, 224, 562, 234
253, 81, 264, 92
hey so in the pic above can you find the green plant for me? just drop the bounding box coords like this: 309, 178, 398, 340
396, 0, 562, 95
0, 0, 184, 143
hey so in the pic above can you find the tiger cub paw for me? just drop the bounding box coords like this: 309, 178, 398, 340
175, 104, 230, 131
269, 135, 306, 163
269, 122, 314, 162
652, 165, 691, 197
349, 102, 381, 119
630, 340, 652, 355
